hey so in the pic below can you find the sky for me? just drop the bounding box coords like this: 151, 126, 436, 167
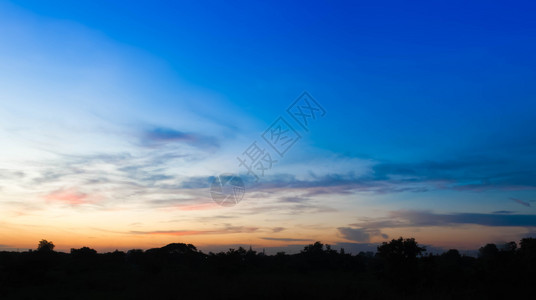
0, 0, 535, 254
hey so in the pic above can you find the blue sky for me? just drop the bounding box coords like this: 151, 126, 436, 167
0, 0, 535, 252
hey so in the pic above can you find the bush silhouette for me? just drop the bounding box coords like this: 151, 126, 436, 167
71, 247, 97, 257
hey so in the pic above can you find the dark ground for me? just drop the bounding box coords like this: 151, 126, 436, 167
1, 238, 534, 299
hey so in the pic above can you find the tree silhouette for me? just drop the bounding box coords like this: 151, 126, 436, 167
519, 237, 536, 273
301, 241, 337, 256
442, 249, 462, 260
501, 241, 517, 252
376, 237, 426, 286
301, 241, 325, 255
37, 239, 55, 252
478, 243, 499, 260
377, 237, 426, 261
519, 237, 536, 257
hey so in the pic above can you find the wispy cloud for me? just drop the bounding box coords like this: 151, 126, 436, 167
261, 237, 312, 242
0, 169, 25, 180
44, 188, 94, 206
141, 126, 219, 150
337, 210, 536, 243
239, 154, 536, 198
130, 225, 258, 236
350, 210, 536, 229
272, 227, 286, 233
338, 227, 388, 242
173, 203, 220, 211
510, 197, 531, 207
371, 156, 536, 191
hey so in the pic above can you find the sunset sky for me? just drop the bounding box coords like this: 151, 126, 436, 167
1, 0, 535, 254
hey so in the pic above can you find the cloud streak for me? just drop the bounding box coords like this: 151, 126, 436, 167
142, 126, 219, 150
351, 210, 536, 229
338, 227, 388, 242
130, 225, 259, 236
510, 197, 531, 207
261, 237, 312, 242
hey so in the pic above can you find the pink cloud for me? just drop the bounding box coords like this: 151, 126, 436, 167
44, 188, 93, 205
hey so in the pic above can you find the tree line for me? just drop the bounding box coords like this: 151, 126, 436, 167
0, 237, 534, 299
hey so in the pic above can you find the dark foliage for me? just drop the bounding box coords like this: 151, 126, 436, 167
36, 240, 55, 253
0, 237, 534, 299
